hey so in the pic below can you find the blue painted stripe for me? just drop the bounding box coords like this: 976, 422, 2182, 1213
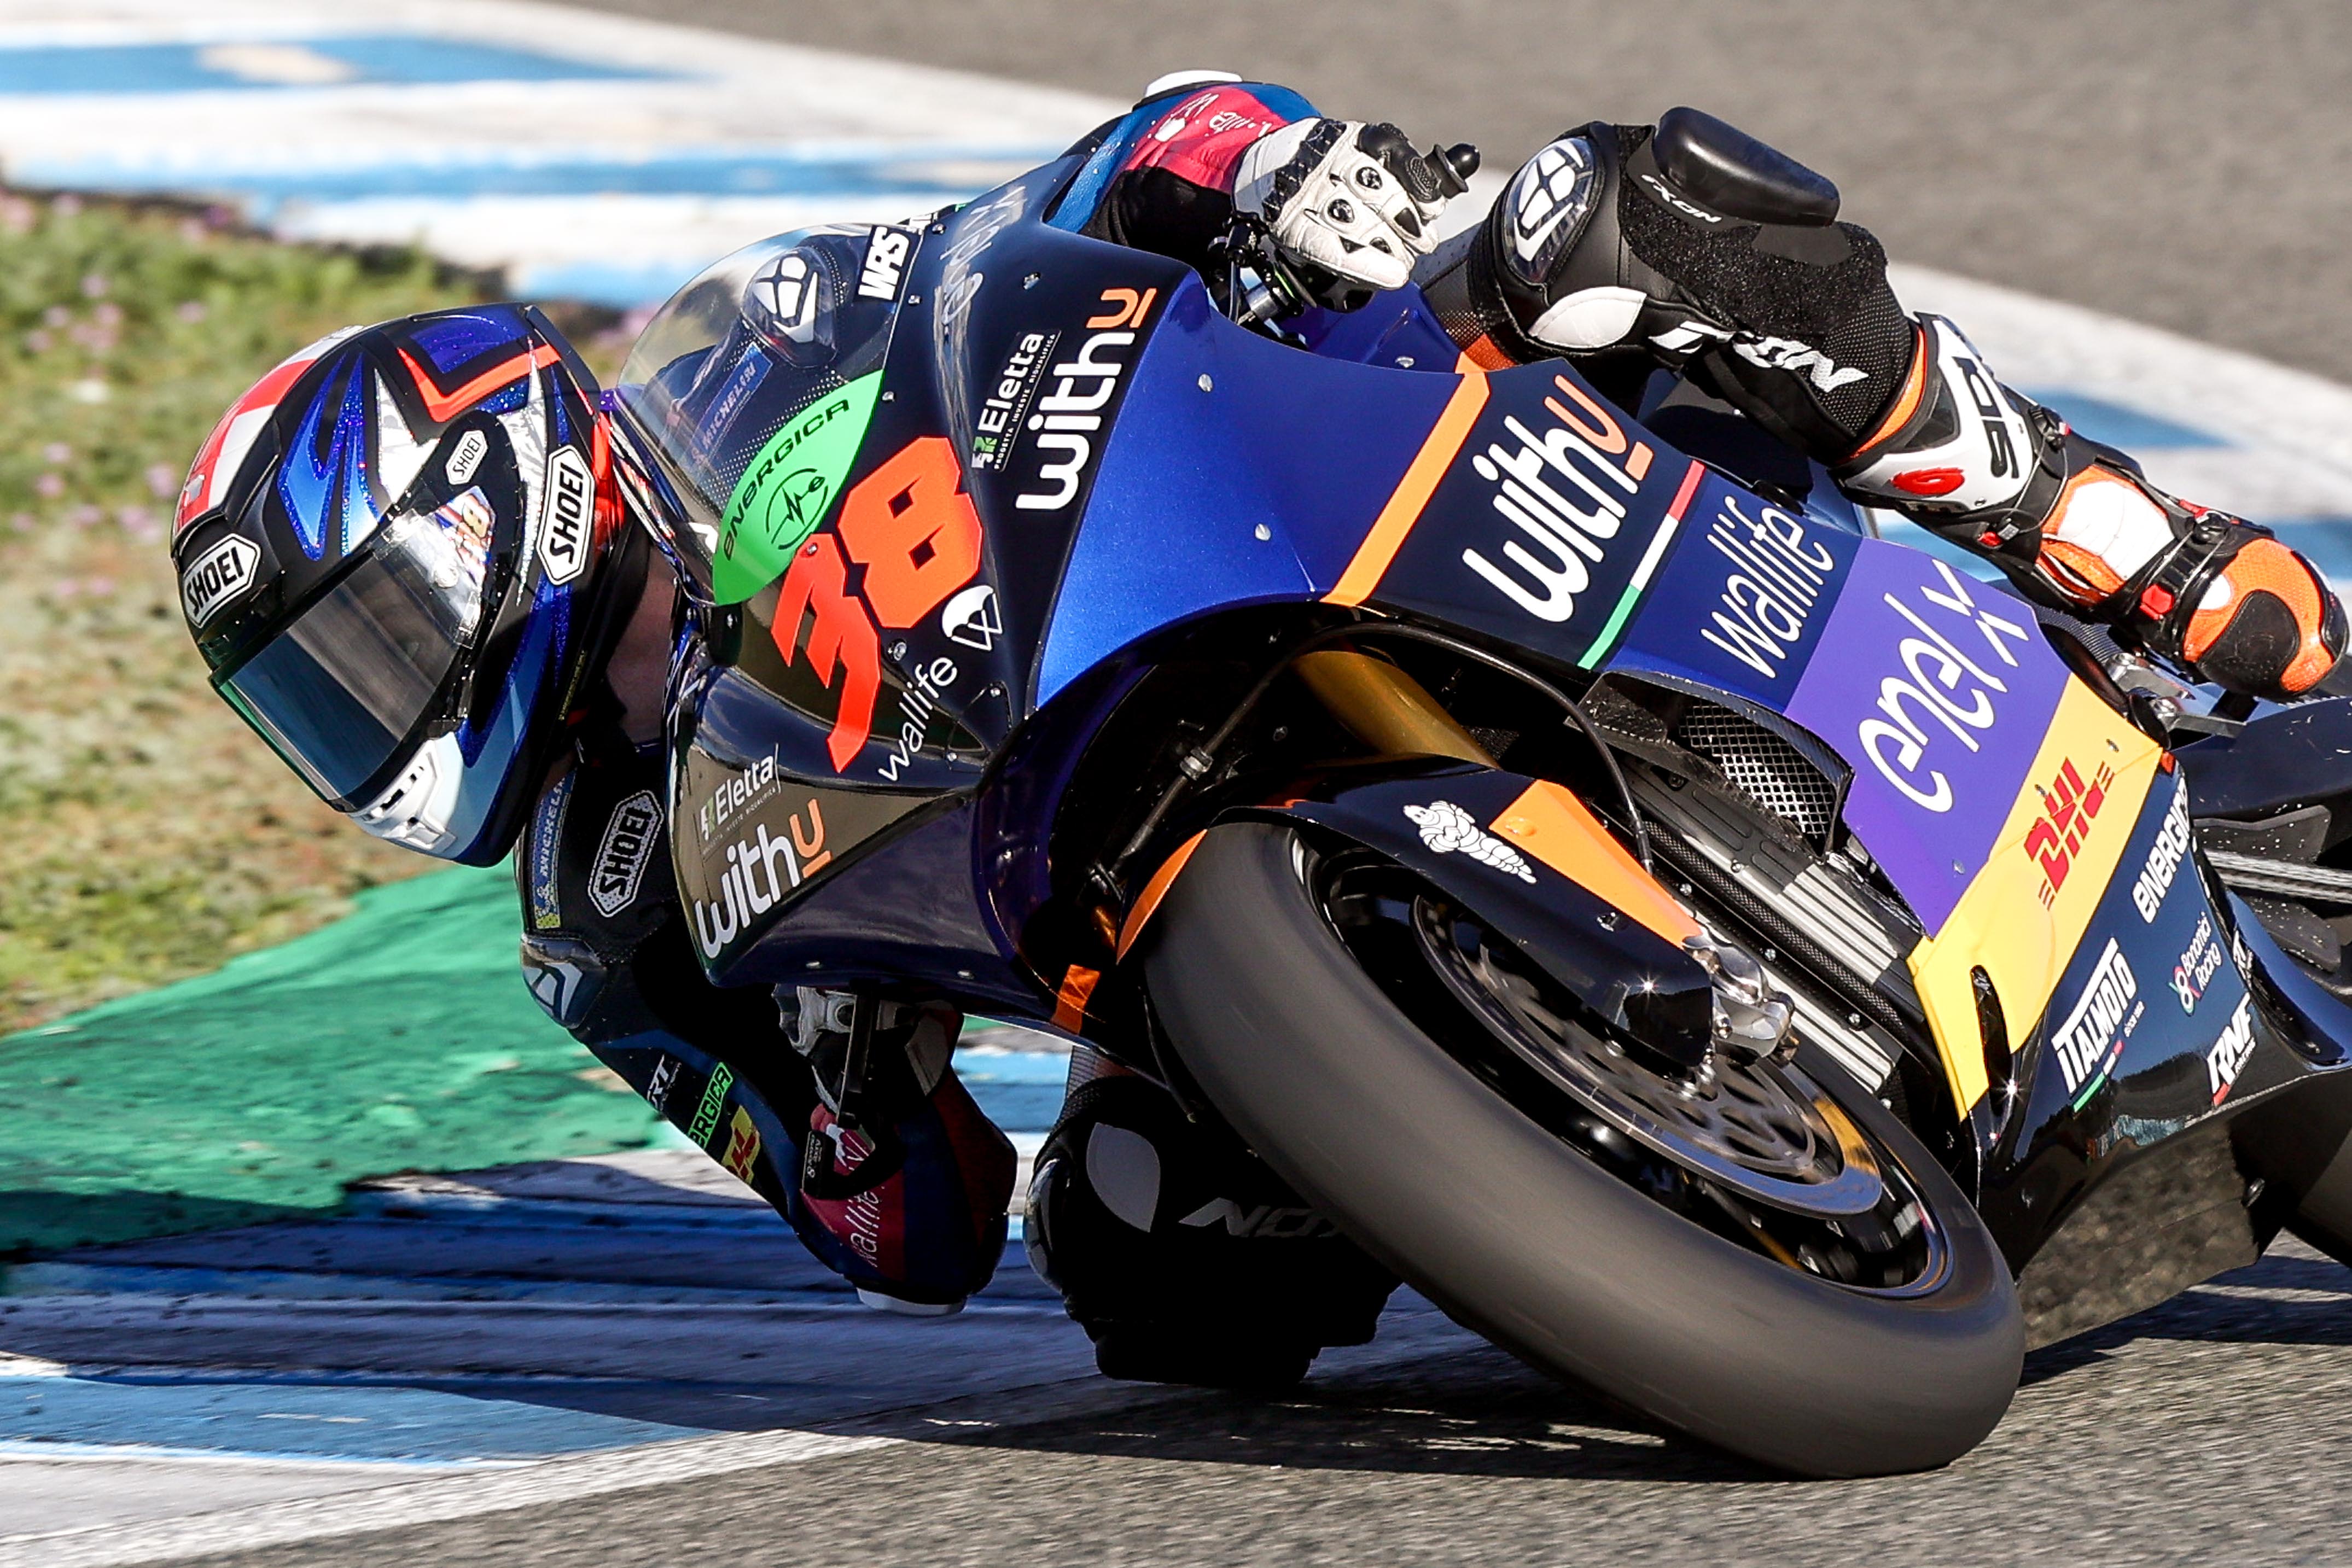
2022, 387, 2226, 450
14, 150, 1041, 203
0, 37, 670, 95
0, 1374, 707, 1461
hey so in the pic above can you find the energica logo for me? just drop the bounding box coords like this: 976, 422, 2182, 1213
2133, 784, 2193, 922
713, 371, 883, 605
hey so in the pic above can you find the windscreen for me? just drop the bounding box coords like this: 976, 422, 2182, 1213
612, 226, 906, 602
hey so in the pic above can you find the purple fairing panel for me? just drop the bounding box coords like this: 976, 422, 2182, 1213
1606, 498, 2074, 935
1781, 545, 2068, 933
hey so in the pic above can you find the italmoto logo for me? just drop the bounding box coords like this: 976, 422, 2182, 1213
2051, 937, 2139, 1097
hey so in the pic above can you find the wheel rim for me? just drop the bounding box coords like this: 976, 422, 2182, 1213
1413, 894, 1890, 1217
1315, 846, 1949, 1295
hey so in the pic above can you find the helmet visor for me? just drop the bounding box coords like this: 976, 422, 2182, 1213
216, 491, 496, 805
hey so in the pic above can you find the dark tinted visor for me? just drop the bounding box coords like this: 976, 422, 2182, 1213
217, 493, 496, 803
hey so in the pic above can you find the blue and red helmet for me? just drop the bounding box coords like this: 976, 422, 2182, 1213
173, 304, 643, 865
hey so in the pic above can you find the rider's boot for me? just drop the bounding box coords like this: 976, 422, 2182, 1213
1835, 314, 2349, 700
784, 990, 1017, 1314
1025, 1054, 1398, 1389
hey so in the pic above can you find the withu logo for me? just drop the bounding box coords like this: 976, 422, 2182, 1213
1014, 287, 1157, 512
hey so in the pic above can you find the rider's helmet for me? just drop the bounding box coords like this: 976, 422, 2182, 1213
172, 304, 643, 865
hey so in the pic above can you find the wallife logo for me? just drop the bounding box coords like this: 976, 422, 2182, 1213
1013, 287, 1158, 512
2050, 937, 2140, 1095
1855, 557, 2031, 813
537, 446, 593, 585
587, 790, 661, 919
2133, 785, 2193, 922
1462, 377, 1652, 622
180, 534, 261, 627
1696, 493, 1834, 680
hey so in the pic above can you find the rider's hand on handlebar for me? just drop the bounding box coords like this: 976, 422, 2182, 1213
1233, 119, 1460, 292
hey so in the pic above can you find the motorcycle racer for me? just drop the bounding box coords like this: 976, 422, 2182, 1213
171, 70, 2349, 1389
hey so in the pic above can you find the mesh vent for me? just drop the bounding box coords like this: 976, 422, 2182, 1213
1673, 704, 1838, 838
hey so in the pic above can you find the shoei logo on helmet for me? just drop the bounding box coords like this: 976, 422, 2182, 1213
179, 534, 261, 628
445, 428, 490, 486
537, 445, 594, 585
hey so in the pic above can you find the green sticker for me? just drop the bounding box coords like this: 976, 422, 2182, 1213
686, 1061, 735, 1147
712, 370, 884, 604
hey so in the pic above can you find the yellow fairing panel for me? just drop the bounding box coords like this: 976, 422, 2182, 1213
1905, 679, 2162, 1112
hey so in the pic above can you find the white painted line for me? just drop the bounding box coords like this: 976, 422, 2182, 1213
0, 1426, 896, 1567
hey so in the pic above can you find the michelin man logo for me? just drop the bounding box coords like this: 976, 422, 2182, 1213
1404, 800, 1536, 884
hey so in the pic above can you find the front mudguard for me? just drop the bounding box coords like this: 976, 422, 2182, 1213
1222, 761, 1719, 1064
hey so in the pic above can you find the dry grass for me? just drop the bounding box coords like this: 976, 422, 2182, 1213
0, 195, 641, 1034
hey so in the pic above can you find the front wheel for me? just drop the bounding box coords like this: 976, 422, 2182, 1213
1142, 821, 2023, 1477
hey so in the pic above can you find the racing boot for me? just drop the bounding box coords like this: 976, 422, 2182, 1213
785, 989, 1017, 1314
1837, 314, 2349, 701
1025, 1060, 1398, 1389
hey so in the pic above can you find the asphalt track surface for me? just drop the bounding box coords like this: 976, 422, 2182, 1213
183, 1239, 2352, 1568
186, 5, 2344, 1564
566, 0, 2352, 386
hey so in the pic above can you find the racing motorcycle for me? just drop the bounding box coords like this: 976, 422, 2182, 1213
601, 108, 2352, 1477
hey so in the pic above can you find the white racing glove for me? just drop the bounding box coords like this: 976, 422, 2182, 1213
1233, 119, 1467, 293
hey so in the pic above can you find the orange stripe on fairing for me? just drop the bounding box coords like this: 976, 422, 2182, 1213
1488, 782, 1699, 946
1845, 323, 1930, 460
1116, 831, 1206, 960
1326, 369, 1491, 608
1052, 964, 1101, 1032
399, 343, 561, 424
1459, 336, 1514, 372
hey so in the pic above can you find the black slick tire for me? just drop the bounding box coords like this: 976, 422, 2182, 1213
1143, 821, 2024, 1478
